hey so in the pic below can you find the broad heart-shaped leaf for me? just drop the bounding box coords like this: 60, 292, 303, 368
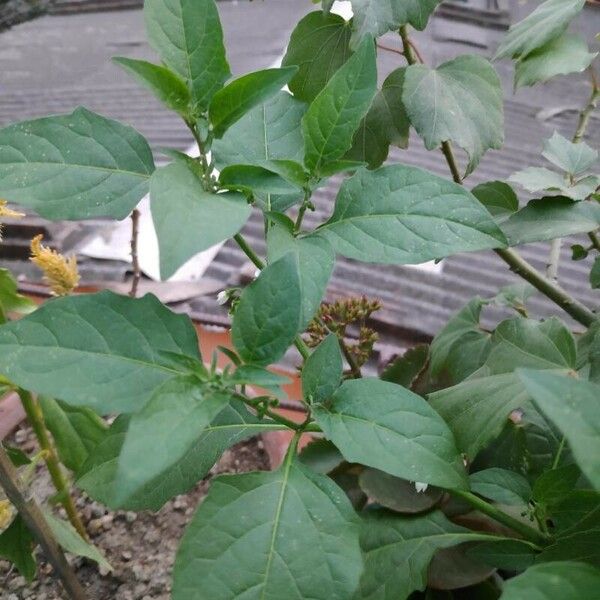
267, 222, 335, 329
471, 181, 518, 218
172, 454, 362, 600
501, 197, 600, 246
0, 291, 200, 414
0, 107, 154, 220
282, 11, 353, 102
313, 378, 468, 490
209, 67, 298, 138
346, 67, 410, 169
469, 468, 532, 506
78, 401, 283, 511
301, 334, 343, 404
350, 0, 443, 47
318, 165, 506, 265
302, 37, 377, 175
0, 515, 36, 581
403, 55, 503, 176
113, 376, 231, 507
356, 510, 494, 600
519, 371, 600, 490
232, 254, 302, 366
39, 397, 107, 473
44, 511, 112, 572
494, 0, 586, 60
0, 269, 36, 318
144, 0, 230, 113
150, 161, 251, 279
501, 561, 600, 600
430, 317, 575, 459
542, 132, 598, 176
515, 33, 597, 89
113, 57, 191, 117
211, 91, 306, 212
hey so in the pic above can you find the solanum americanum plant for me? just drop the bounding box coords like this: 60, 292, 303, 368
0, 0, 599, 598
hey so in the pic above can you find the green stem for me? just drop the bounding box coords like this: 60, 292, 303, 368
399, 25, 416, 65
233, 393, 306, 431
589, 231, 600, 253
233, 234, 312, 361
573, 84, 600, 144
0, 445, 88, 600
340, 338, 363, 379
552, 437, 566, 470
18, 390, 88, 541
450, 489, 549, 546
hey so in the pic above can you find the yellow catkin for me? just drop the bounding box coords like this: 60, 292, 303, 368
30, 234, 80, 296
0, 199, 25, 241
0, 499, 13, 530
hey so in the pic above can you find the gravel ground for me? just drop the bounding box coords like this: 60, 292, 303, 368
1, 424, 270, 599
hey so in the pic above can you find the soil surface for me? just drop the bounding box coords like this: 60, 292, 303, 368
1, 424, 270, 599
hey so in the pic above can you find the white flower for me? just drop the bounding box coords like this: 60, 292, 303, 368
254, 268, 261, 279
414, 482, 428, 494
217, 290, 228, 305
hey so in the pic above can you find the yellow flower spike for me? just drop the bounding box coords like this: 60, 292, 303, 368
0, 499, 13, 530
30, 234, 80, 297
0, 199, 25, 241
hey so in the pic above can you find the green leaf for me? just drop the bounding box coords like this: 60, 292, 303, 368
114, 376, 230, 507
356, 510, 494, 600
78, 402, 282, 511
551, 490, 600, 533
346, 67, 410, 169
302, 334, 343, 404
591, 257, 600, 289
0, 269, 36, 318
495, 0, 586, 60
172, 454, 362, 600
350, 0, 443, 47
227, 365, 291, 388
44, 511, 112, 571
471, 181, 519, 218
39, 397, 107, 473
232, 254, 302, 366
0, 108, 154, 220
319, 165, 506, 264
380, 344, 429, 388
492, 283, 536, 314
219, 164, 301, 196
467, 539, 537, 571
282, 11, 353, 102
144, 0, 230, 113
543, 132, 598, 176
358, 468, 443, 514
429, 298, 489, 381
267, 223, 335, 328
210, 67, 298, 138
0, 291, 200, 414
510, 167, 569, 194
3, 444, 31, 467
500, 561, 600, 599
403, 55, 503, 176
519, 370, 600, 490
470, 468, 532, 506
302, 37, 377, 175
211, 91, 306, 212
313, 378, 468, 490
532, 464, 581, 507
299, 439, 344, 474
501, 197, 600, 246
112, 57, 192, 117
150, 160, 251, 279
0, 515, 36, 581
515, 33, 597, 89
430, 317, 575, 459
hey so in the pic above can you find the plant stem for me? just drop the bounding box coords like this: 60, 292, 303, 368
450, 489, 549, 546
573, 82, 600, 144
232, 234, 312, 361
441, 141, 463, 184
129, 208, 141, 297
589, 231, 600, 252
552, 437, 566, 470
399, 25, 416, 64
340, 339, 363, 379
18, 390, 88, 541
496, 247, 596, 326
0, 445, 88, 600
